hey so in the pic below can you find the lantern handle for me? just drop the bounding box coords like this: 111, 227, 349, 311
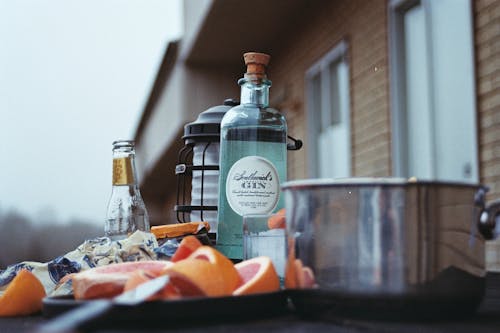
287, 135, 303, 151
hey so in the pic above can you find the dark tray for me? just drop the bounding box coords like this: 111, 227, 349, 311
43, 291, 290, 330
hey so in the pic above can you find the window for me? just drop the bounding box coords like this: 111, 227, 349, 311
306, 41, 351, 179
389, 0, 478, 183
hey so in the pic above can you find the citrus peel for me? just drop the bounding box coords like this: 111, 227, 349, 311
0, 269, 46, 317
187, 246, 241, 293
123, 270, 180, 300
151, 222, 210, 239
162, 259, 225, 297
233, 256, 280, 296
72, 260, 172, 300
171, 235, 203, 262
267, 208, 286, 229
285, 258, 317, 289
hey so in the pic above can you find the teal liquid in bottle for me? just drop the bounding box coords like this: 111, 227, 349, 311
216, 52, 287, 260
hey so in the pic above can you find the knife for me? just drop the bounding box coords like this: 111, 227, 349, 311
36, 274, 170, 333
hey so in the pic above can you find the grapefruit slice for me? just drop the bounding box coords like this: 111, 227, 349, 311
187, 246, 241, 293
85, 260, 171, 275
267, 208, 286, 229
301, 266, 317, 288
233, 256, 280, 296
171, 235, 203, 262
73, 271, 130, 300
285, 258, 317, 289
162, 259, 226, 297
72, 260, 172, 300
123, 270, 180, 300
0, 269, 46, 317
284, 239, 298, 289
123, 269, 156, 292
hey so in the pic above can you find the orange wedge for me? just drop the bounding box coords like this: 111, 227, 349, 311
0, 269, 46, 317
171, 235, 203, 262
123, 270, 180, 300
86, 260, 172, 275
301, 266, 317, 288
186, 246, 241, 294
151, 222, 210, 239
162, 258, 227, 297
72, 260, 173, 300
285, 257, 317, 289
285, 238, 298, 289
267, 208, 286, 229
123, 269, 157, 292
233, 256, 280, 296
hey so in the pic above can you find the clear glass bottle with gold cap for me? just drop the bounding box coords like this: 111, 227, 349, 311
105, 140, 150, 240
216, 52, 287, 260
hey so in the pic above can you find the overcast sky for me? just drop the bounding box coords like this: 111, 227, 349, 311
0, 0, 182, 226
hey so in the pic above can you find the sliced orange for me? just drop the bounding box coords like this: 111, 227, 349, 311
284, 238, 298, 289
58, 272, 75, 285
73, 271, 130, 300
123, 270, 180, 300
171, 235, 203, 262
301, 266, 317, 288
123, 269, 157, 292
186, 246, 241, 294
151, 222, 210, 239
0, 269, 46, 317
162, 258, 227, 297
294, 258, 304, 288
285, 258, 317, 289
72, 261, 173, 300
233, 256, 280, 296
87, 260, 172, 275
267, 208, 286, 229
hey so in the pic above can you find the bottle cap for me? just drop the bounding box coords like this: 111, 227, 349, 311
244, 52, 270, 79
112, 140, 135, 148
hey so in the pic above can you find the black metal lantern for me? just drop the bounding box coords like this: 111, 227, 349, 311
175, 99, 238, 240
175, 98, 303, 242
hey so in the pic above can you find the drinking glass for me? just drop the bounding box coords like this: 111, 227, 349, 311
242, 213, 286, 282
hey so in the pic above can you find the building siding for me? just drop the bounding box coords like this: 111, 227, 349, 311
269, 0, 391, 180
136, 0, 500, 224
268, 0, 499, 197
475, 0, 500, 201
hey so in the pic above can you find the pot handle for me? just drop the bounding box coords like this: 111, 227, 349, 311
476, 186, 500, 240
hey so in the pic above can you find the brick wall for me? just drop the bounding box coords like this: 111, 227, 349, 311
271, 0, 499, 197
475, 0, 500, 201
269, 0, 391, 180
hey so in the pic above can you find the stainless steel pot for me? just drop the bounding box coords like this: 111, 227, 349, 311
282, 178, 500, 318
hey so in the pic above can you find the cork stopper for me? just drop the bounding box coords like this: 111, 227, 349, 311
244, 52, 270, 79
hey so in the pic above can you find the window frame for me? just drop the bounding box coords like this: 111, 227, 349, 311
389, 0, 432, 177
305, 40, 351, 178
388, 0, 479, 182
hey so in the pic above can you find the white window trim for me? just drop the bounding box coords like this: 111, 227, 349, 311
389, 0, 434, 177
388, 0, 479, 181
305, 40, 350, 178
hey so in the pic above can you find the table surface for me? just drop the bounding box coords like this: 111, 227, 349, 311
2, 272, 499, 333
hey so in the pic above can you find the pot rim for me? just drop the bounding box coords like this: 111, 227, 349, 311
281, 177, 482, 190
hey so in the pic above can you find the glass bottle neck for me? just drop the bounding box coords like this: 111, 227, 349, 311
112, 152, 138, 186
239, 78, 271, 107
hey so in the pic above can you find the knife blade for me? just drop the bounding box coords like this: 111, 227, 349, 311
36, 274, 170, 333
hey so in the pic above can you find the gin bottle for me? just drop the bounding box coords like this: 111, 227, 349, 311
105, 140, 150, 240
216, 52, 287, 260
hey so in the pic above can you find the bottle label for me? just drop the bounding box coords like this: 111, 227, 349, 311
113, 157, 134, 185
225, 156, 280, 216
